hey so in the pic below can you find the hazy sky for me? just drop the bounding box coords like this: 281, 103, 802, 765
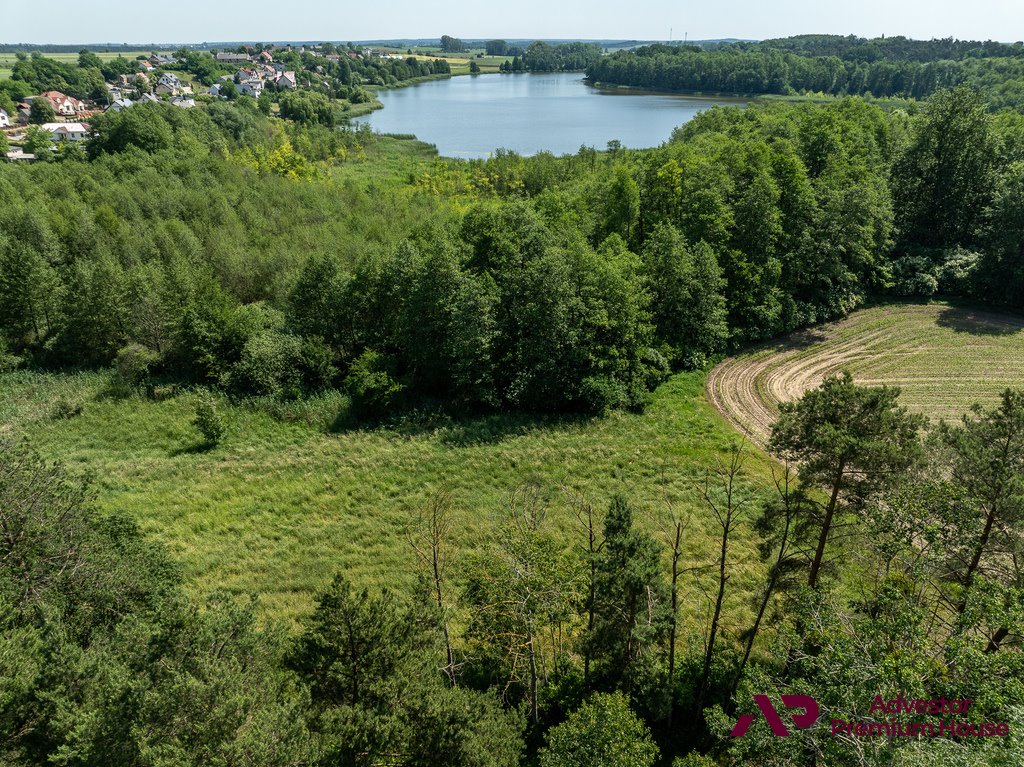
4, 0, 1022, 45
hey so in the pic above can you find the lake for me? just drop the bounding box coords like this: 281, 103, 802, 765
355, 72, 744, 159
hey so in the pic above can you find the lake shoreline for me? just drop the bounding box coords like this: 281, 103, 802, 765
354, 72, 749, 159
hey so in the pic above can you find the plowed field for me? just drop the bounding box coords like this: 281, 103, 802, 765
706, 303, 1024, 446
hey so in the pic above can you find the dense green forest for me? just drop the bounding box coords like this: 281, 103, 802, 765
2, 89, 1023, 416
4, 40, 1024, 764
586, 38, 1024, 109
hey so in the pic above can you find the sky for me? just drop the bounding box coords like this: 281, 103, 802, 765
3, 0, 1022, 45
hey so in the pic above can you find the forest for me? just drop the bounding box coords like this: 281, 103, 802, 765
3, 37, 1024, 765
2, 88, 1023, 416
586, 38, 1024, 109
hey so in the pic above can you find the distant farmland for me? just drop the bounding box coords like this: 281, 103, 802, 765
707, 302, 1024, 445
0, 50, 170, 79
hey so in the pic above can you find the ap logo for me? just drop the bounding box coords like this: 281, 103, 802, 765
731, 694, 820, 737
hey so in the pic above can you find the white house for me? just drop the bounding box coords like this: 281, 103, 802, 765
41, 122, 90, 142
275, 71, 298, 89
238, 79, 263, 98
37, 91, 87, 116
106, 98, 135, 112
170, 96, 196, 108
0, 109, 9, 128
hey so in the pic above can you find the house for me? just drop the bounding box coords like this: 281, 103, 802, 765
275, 71, 297, 89
208, 83, 223, 97
237, 79, 263, 98
106, 98, 135, 112
138, 60, 154, 72
154, 73, 184, 96
4, 149, 36, 162
41, 122, 90, 142
38, 91, 87, 116
170, 96, 195, 108
258, 50, 273, 63
139, 92, 159, 104
235, 67, 258, 83
0, 109, 9, 128
216, 52, 251, 62
148, 53, 176, 67
117, 72, 149, 87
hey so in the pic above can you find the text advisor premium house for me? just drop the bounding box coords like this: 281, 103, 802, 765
41, 122, 90, 142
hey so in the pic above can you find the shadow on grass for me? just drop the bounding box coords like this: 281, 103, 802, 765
935, 305, 1024, 337
169, 440, 218, 457
328, 404, 597, 447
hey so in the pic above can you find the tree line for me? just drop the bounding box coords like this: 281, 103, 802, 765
585, 42, 1024, 108
1, 89, 1023, 420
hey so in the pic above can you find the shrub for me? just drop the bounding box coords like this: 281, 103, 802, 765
193, 395, 226, 445
345, 349, 404, 421
538, 692, 659, 767
51, 399, 83, 420
111, 343, 160, 397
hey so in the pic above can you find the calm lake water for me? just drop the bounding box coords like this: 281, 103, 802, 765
356, 72, 744, 159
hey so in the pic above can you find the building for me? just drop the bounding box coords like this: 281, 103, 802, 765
216, 52, 252, 62
106, 98, 135, 112
0, 109, 9, 128
275, 71, 298, 89
258, 50, 273, 63
237, 79, 263, 98
37, 91, 87, 116
40, 122, 90, 142
170, 96, 196, 108
4, 149, 36, 162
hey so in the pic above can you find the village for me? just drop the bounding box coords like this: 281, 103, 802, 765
0, 44, 414, 160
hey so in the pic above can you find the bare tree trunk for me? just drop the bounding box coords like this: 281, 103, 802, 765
957, 503, 998, 615
809, 458, 846, 589
409, 489, 456, 684
696, 442, 748, 714
569, 492, 602, 690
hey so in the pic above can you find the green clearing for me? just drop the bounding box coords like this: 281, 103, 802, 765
1, 369, 775, 627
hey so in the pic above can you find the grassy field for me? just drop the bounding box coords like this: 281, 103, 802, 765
0, 50, 169, 79
1, 369, 776, 626
707, 301, 1024, 445
382, 46, 511, 74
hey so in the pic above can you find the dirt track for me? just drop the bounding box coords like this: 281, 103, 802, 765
706, 303, 1024, 447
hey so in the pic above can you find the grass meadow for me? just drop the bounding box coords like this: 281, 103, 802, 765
1, 369, 777, 628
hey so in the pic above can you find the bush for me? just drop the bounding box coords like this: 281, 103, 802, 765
538, 692, 659, 767
51, 398, 83, 420
111, 343, 159, 397
227, 330, 304, 400
579, 375, 629, 415
345, 349, 404, 421
192, 395, 226, 445
0, 338, 22, 372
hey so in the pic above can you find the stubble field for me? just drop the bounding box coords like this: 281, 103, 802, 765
707, 301, 1024, 446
